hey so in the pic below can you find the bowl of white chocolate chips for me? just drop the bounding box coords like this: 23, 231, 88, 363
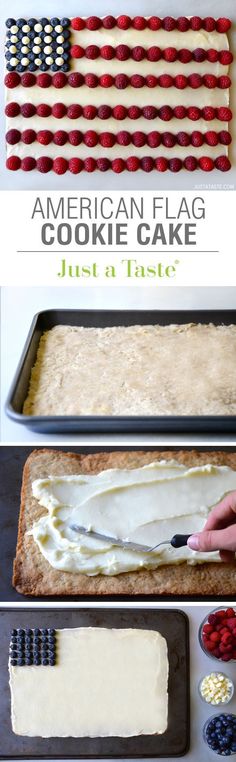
199, 672, 234, 706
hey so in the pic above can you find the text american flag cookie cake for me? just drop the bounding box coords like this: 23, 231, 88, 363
4, 15, 233, 174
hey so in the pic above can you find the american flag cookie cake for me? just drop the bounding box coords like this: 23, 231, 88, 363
4, 15, 233, 174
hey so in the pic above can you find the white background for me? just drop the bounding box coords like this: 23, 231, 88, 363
2, 601, 236, 762
1, 0, 236, 191
2, 284, 236, 444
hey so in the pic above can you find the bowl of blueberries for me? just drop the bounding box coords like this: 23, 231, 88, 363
203, 714, 236, 756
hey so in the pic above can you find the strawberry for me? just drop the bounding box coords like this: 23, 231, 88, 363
6, 156, 21, 170
126, 156, 140, 171
53, 157, 68, 175
37, 157, 53, 173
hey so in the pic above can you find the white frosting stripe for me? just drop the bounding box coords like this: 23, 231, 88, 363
71, 27, 229, 52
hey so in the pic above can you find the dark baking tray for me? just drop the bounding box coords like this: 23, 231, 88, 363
0, 606, 190, 759
5, 308, 236, 433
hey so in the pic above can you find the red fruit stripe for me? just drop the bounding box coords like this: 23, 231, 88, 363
5, 128, 232, 148
10, 72, 231, 90
6, 154, 232, 172
6, 103, 233, 122
71, 16, 231, 33
70, 45, 233, 64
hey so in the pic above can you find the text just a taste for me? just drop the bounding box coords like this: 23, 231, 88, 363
57, 258, 180, 279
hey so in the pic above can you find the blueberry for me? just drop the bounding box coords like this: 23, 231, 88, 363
51, 31, 58, 39
11, 659, 18, 666
40, 62, 49, 70
62, 53, 69, 61
26, 658, 33, 666
48, 629, 55, 635
61, 18, 70, 26
10, 651, 18, 659
34, 628, 40, 636
41, 629, 49, 635
17, 658, 25, 666
28, 19, 37, 27
5, 40, 11, 47
62, 30, 70, 39
63, 41, 70, 50
40, 18, 48, 25
5, 52, 12, 60
48, 635, 55, 641
29, 62, 37, 70
25, 628, 32, 636
51, 18, 60, 25
33, 658, 41, 666
25, 634, 32, 642
17, 629, 25, 636
28, 31, 35, 39
49, 659, 56, 666
17, 19, 26, 28
6, 18, 16, 28
33, 636, 40, 643
61, 64, 69, 72
42, 658, 49, 665
51, 63, 59, 71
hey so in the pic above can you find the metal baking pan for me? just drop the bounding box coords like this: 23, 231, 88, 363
0, 606, 190, 759
5, 308, 236, 433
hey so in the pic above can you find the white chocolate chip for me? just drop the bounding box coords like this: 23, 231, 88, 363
56, 35, 64, 43
44, 35, 52, 43
21, 46, 29, 54
22, 36, 29, 44
56, 46, 63, 54
22, 24, 30, 32
10, 35, 18, 43
9, 45, 16, 53
10, 25, 18, 34
55, 25, 63, 33
55, 57, 63, 66
21, 57, 29, 66
34, 23, 43, 32
45, 56, 53, 65
34, 37, 41, 45
35, 58, 41, 66
10, 57, 18, 66
44, 46, 52, 54
200, 673, 233, 706
32, 45, 41, 54
45, 24, 53, 33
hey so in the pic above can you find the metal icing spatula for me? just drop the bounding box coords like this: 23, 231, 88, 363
70, 524, 191, 553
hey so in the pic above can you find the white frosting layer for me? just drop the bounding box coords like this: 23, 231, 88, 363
10, 627, 168, 737
30, 461, 236, 575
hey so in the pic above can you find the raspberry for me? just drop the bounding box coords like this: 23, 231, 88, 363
52, 73, 67, 89
84, 157, 96, 172
177, 131, 190, 147
205, 131, 218, 146
207, 49, 218, 63
70, 45, 84, 59
162, 131, 176, 148
148, 17, 161, 31
84, 130, 98, 147
141, 157, 154, 172
142, 105, 157, 120
98, 105, 111, 119
71, 17, 85, 30
169, 158, 182, 172
116, 45, 130, 61
100, 132, 115, 148
175, 75, 187, 89
210, 631, 221, 643
52, 103, 67, 118
37, 157, 53, 173
190, 17, 202, 31
128, 106, 140, 119
193, 48, 206, 62
219, 130, 232, 145
37, 73, 51, 88
67, 104, 82, 119
199, 156, 214, 171
126, 156, 140, 171
174, 105, 186, 119
22, 129, 36, 144
162, 17, 176, 31
97, 158, 110, 172
4, 72, 20, 88
217, 107, 232, 121
158, 105, 172, 121
191, 131, 204, 147
21, 103, 36, 118
132, 46, 145, 61
184, 156, 198, 171
204, 17, 216, 31
6, 129, 20, 145
86, 16, 101, 30
117, 131, 131, 146
113, 105, 127, 120
147, 131, 161, 148
133, 17, 146, 30
83, 105, 97, 120
155, 157, 168, 172
203, 74, 217, 89
21, 73, 36, 87
132, 131, 145, 147
219, 50, 233, 65
130, 75, 144, 88
215, 156, 231, 171
21, 157, 36, 171
147, 47, 161, 62
100, 74, 113, 88
216, 18, 231, 33
6, 156, 21, 170
68, 73, 84, 88
5, 102, 20, 117
221, 653, 232, 661
103, 16, 116, 29
218, 76, 231, 89
85, 45, 99, 60
164, 47, 177, 62
37, 130, 53, 145
179, 49, 192, 64
37, 104, 51, 117
53, 130, 68, 146
159, 74, 173, 88
68, 130, 82, 146
53, 157, 68, 175
146, 75, 158, 88
177, 17, 190, 31
188, 74, 202, 89
117, 16, 131, 30
188, 106, 201, 120
85, 74, 97, 88
115, 74, 129, 89
112, 158, 125, 173
101, 45, 115, 60
202, 106, 216, 121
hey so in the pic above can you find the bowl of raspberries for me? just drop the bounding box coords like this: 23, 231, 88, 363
199, 608, 236, 662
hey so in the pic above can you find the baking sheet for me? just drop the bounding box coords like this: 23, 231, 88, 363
5, 308, 236, 434
0, 606, 189, 758
0, 0, 236, 192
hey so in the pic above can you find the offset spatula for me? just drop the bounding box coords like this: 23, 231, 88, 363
70, 524, 191, 553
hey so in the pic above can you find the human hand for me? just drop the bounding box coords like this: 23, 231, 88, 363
187, 491, 236, 562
